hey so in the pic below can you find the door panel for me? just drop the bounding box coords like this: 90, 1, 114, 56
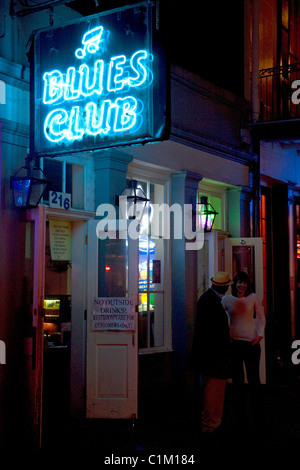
86, 221, 138, 419
97, 344, 128, 398
225, 237, 266, 384
87, 332, 137, 418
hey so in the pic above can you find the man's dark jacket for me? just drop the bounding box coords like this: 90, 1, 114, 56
191, 288, 231, 380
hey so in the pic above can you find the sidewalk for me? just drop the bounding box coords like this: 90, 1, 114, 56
40, 372, 300, 454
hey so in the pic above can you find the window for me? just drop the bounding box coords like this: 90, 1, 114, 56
41, 158, 85, 210
197, 180, 228, 232
129, 178, 170, 351
43, 159, 63, 199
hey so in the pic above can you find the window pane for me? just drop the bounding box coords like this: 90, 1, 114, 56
137, 179, 165, 350
43, 159, 63, 201
138, 235, 164, 349
98, 239, 128, 297
66, 163, 72, 196
138, 293, 148, 349
149, 183, 165, 238
67, 164, 84, 210
152, 240, 163, 287
151, 293, 164, 347
139, 238, 163, 290
139, 237, 156, 290
209, 196, 221, 230
232, 245, 255, 291
138, 293, 164, 348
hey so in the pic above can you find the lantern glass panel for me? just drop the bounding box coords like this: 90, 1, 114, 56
28, 179, 48, 207
12, 178, 31, 207
119, 180, 148, 221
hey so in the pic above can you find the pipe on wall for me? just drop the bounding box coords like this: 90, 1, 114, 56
252, 0, 260, 123
251, 0, 261, 237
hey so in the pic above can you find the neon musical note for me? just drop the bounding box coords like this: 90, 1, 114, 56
75, 26, 104, 59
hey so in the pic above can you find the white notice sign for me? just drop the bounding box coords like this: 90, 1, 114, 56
92, 297, 135, 331
49, 220, 72, 260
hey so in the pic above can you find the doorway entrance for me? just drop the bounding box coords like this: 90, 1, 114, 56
39, 211, 90, 447
42, 219, 72, 438
197, 232, 266, 383
225, 237, 266, 384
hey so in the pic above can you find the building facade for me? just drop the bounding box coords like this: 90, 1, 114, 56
252, 0, 300, 371
0, 0, 299, 449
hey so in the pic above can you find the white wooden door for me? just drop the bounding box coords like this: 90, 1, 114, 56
86, 221, 139, 419
225, 237, 266, 384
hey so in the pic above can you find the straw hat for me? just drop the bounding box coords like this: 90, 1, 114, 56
211, 271, 233, 286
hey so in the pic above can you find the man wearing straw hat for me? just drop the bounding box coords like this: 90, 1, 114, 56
191, 271, 233, 435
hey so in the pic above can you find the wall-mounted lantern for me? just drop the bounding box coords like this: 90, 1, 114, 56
10, 155, 49, 208
116, 179, 149, 222
198, 196, 218, 232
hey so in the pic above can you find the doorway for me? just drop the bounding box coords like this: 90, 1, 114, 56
225, 237, 266, 384
42, 219, 72, 438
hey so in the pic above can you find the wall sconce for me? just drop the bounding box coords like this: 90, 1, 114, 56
115, 179, 149, 222
198, 196, 218, 232
10, 154, 49, 208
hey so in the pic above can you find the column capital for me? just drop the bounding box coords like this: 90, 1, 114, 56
171, 171, 203, 189
93, 150, 133, 172
93, 150, 133, 208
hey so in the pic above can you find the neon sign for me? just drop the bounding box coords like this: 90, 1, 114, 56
33, 2, 167, 156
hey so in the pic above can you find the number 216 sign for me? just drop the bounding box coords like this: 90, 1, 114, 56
49, 191, 71, 210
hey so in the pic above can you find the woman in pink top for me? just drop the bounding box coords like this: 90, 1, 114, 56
222, 271, 266, 429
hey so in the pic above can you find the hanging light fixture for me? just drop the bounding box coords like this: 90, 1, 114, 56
116, 179, 149, 222
10, 154, 49, 208
198, 196, 218, 232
